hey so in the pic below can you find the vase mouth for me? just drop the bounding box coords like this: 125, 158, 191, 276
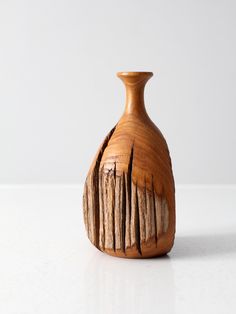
117, 72, 153, 86
117, 71, 153, 78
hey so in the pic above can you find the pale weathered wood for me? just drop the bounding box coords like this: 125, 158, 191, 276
83, 72, 175, 258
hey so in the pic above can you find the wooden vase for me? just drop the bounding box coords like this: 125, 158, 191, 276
83, 72, 175, 258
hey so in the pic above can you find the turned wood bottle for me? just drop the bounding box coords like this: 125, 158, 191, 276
83, 72, 175, 258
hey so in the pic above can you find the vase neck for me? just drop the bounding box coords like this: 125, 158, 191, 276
117, 72, 153, 116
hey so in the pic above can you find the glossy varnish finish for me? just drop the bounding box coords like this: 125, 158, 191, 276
83, 72, 175, 258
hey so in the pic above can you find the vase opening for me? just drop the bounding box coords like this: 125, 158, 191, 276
117, 72, 153, 84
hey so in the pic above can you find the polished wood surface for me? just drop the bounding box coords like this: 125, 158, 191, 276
83, 72, 175, 258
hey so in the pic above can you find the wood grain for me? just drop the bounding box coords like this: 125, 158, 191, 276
83, 72, 175, 258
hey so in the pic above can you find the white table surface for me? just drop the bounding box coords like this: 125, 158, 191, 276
0, 184, 236, 314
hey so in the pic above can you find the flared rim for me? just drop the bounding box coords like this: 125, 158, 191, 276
117, 71, 153, 77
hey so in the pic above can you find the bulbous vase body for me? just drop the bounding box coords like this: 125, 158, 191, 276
83, 72, 175, 258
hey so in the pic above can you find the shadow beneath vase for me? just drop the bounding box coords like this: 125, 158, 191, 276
170, 232, 236, 259
82, 250, 175, 314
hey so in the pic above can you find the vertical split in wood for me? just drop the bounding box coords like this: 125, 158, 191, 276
130, 181, 137, 248
121, 172, 126, 253
152, 177, 158, 246
137, 185, 146, 243
125, 145, 134, 250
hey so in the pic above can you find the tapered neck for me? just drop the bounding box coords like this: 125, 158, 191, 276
117, 72, 153, 116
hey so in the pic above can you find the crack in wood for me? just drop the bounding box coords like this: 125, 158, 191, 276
135, 181, 142, 255
144, 177, 147, 242
152, 176, 158, 247
124, 144, 134, 251
122, 171, 126, 254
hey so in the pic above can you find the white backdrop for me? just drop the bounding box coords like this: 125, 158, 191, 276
0, 0, 235, 184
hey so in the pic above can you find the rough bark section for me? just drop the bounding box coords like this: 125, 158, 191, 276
86, 175, 96, 245
83, 127, 116, 248
137, 186, 146, 243
114, 175, 122, 250
146, 187, 152, 242
83, 140, 170, 255
162, 198, 169, 233
152, 178, 158, 246
103, 171, 115, 250
155, 193, 163, 238
121, 172, 126, 253
83, 182, 89, 237
130, 181, 142, 255
146, 186, 156, 242
130, 181, 137, 248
